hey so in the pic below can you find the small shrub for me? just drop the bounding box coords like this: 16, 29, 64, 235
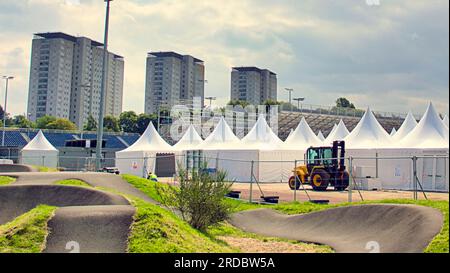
157, 166, 232, 231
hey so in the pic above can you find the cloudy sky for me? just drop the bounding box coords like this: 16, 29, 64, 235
0, 0, 448, 117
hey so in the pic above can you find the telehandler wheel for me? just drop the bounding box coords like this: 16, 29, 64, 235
288, 176, 301, 190
335, 171, 350, 191
311, 169, 330, 191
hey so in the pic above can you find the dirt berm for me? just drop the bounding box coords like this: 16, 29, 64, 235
0, 164, 36, 173
230, 204, 443, 253
0, 185, 135, 253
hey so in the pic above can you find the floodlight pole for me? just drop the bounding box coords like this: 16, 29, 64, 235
285, 88, 294, 112
95, 0, 112, 170
2, 76, 14, 147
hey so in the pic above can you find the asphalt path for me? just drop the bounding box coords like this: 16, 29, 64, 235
230, 204, 444, 253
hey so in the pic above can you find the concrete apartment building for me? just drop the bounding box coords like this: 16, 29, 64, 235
230, 67, 277, 105
145, 52, 205, 114
27, 32, 124, 129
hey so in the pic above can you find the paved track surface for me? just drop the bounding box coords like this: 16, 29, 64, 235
230, 205, 443, 253
1, 171, 156, 204
0, 185, 129, 225
1, 172, 444, 253
0, 164, 36, 173
44, 205, 135, 253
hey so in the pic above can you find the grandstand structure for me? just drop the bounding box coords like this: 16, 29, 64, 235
0, 129, 140, 150
0, 129, 140, 170
0, 108, 408, 169
277, 111, 405, 141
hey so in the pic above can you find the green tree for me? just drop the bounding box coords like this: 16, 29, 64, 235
262, 99, 281, 106
336, 97, 356, 109
103, 115, 120, 132
36, 115, 57, 129
84, 115, 97, 131
119, 111, 138, 133
12, 115, 35, 128
136, 113, 157, 134
157, 165, 232, 231
46, 118, 77, 130
227, 99, 250, 108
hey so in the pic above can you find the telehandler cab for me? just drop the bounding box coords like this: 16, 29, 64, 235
289, 141, 350, 191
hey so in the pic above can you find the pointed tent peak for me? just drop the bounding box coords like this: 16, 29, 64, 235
317, 130, 325, 141
332, 123, 338, 131
287, 128, 294, 138
200, 117, 240, 149
22, 130, 58, 151
390, 127, 397, 136
284, 116, 323, 148
399, 102, 449, 148
120, 122, 173, 152
392, 111, 418, 141
174, 124, 203, 150
325, 119, 350, 143
344, 107, 392, 148
241, 114, 283, 149
443, 114, 449, 128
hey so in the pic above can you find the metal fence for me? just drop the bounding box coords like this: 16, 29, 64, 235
2, 153, 448, 204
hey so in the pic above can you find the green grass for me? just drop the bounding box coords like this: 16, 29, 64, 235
33, 166, 58, 172
121, 174, 172, 203
0, 205, 56, 253
54, 179, 91, 187
228, 198, 449, 253
53, 176, 234, 253
121, 175, 334, 253
127, 197, 234, 253
0, 176, 15, 185
207, 221, 333, 253
122, 175, 448, 253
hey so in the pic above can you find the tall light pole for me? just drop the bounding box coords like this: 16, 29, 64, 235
285, 88, 294, 112
293, 97, 305, 112
2, 76, 14, 147
205, 97, 216, 109
96, 0, 112, 170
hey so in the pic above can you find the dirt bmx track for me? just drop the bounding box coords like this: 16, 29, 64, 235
230, 205, 443, 253
0, 170, 446, 253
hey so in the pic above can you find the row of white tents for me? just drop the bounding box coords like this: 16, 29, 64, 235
14, 102, 448, 192
116, 102, 449, 192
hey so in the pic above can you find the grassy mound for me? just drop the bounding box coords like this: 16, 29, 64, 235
55, 179, 90, 187
127, 197, 233, 253
33, 166, 58, 172
227, 198, 449, 253
0, 205, 56, 253
55, 177, 233, 253
121, 174, 171, 203
121, 175, 335, 253
0, 176, 15, 185
121, 176, 448, 253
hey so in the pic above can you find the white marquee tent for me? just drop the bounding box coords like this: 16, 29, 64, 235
325, 119, 350, 144
392, 111, 418, 141
173, 125, 203, 151
400, 103, 449, 149
317, 131, 326, 142
283, 117, 323, 149
443, 115, 449, 128
199, 117, 241, 150
344, 108, 392, 149
116, 123, 175, 177
390, 128, 397, 136
20, 130, 58, 168
349, 104, 448, 192
204, 115, 298, 182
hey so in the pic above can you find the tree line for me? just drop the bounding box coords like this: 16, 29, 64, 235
0, 106, 157, 134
